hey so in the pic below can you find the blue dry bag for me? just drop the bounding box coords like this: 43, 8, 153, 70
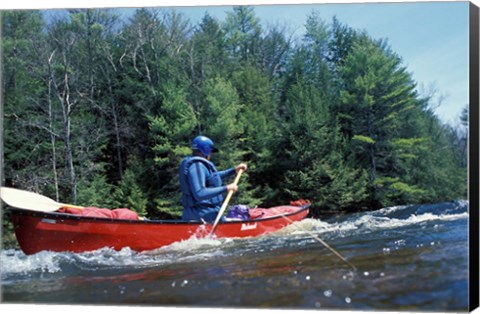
226, 205, 251, 220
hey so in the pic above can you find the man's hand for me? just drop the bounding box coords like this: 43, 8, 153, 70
227, 183, 238, 192
235, 163, 248, 173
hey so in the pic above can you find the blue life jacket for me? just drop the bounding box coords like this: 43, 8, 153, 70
179, 156, 225, 221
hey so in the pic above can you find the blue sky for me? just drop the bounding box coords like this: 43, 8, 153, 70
1, 0, 476, 125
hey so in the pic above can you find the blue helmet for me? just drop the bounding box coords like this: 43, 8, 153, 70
192, 135, 218, 156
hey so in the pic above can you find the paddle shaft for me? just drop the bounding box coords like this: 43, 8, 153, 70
271, 207, 357, 271
58, 203, 84, 210
210, 169, 244, 235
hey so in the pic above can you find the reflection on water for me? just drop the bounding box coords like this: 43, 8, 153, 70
1, 201, 469, 311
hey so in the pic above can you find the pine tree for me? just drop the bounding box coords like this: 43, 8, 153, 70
337, 35, 423, 206
112, 169, 148, 217
148, 81, 197, 217
274, 79, 370, 211
230, 65, 277, 204
224, 6, 262, 66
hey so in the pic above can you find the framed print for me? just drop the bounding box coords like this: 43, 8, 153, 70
1, 0, 479, 313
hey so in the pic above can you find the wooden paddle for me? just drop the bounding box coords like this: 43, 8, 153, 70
209, 169, 244, 236
0, 187, 84, 212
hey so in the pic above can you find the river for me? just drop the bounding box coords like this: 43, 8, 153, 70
1, 200, 471, 312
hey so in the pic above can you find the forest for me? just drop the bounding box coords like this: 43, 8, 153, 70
1, 6, 468, 225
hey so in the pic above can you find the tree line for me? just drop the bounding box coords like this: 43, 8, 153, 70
1, 7, 468, 221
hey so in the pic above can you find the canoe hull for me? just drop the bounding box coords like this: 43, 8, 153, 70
10, 205, 309, 255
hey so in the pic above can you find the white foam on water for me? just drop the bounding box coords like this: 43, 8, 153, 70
153, 235, 234, 253
1, 249, 63, 277
86, 239, 233, 268
72, 247, 155, 268
359, 212, 469, 231
132, 235, 247, 268
375, 204, 411, 215
1, 247, 144, 278
1, 240, 230, 279
452, 199, 469, 209
2, 233, 250, 279
274, 218, 333, 235
270, 208, 468, 239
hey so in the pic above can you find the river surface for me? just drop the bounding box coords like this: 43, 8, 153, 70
1, 201, 470, 311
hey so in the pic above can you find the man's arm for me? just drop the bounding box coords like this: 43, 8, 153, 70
217, 167, 236, 179
188, 162, 227, 201
218, 163, 248, 179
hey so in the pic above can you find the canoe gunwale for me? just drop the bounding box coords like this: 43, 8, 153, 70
8, 204, 311, 226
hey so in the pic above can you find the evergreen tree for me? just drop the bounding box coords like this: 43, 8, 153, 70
191, 13, 227, 80
275, 80, 369, 210
230, 65, 277, 204
327, 16, 357, 68
112, 169, 148, 217
224, 6, 262, 66
303, 11, 332, 95
258, 24, 292, 78
148, 81, 197, 217
188, 13, 227, 131
76, 174, 116, 208
337, 35, 423, 206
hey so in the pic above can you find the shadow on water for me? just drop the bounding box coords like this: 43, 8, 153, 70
1, 201, 469, 311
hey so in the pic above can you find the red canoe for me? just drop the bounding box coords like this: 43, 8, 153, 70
10, 204, 310, 255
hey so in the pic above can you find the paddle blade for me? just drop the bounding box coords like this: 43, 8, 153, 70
0, 187, 63, 212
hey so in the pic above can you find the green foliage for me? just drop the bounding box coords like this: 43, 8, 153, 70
2, 212, 18, 249
1, 6, 468, 229
201, 77, 243, 144
375, 177, 427, 206
224, 6, 262, 64
352, 135, 376, 144
154, 197, 183, 219
76, 175, 116, 208
149, 82, 197, 165
112, 170, 148, 217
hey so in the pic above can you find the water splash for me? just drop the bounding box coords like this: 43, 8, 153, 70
150, 235, 233, 254
273, 201, 468, 238
1, 249, 63, 278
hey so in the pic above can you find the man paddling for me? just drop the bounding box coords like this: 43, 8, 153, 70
179, 135, 247, 222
